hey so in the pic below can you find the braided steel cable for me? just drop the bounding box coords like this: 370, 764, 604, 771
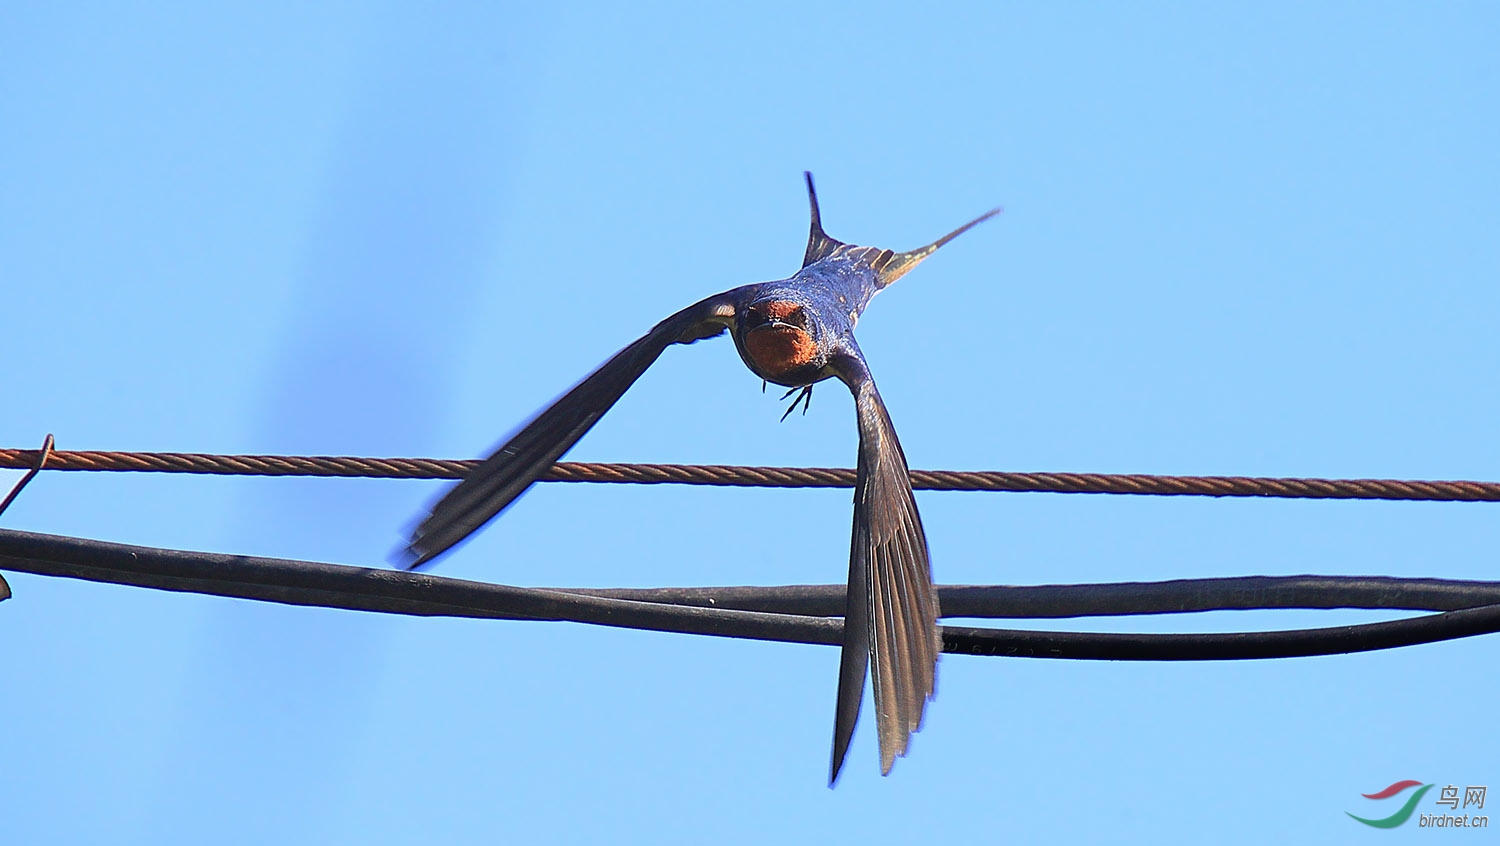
7, 446, 1500, 659
4, 447, 1500, 502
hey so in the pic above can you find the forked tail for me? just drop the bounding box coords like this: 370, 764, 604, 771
873, 205, 1002, 289
799, 171, 1001, 288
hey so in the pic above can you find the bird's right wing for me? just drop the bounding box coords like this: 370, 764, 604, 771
827, 343, 941, 783
400, 288, 747, 568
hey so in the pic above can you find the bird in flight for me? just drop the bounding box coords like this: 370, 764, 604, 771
401, 174, 999, 782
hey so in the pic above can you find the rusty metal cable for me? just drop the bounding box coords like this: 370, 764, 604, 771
7, 446, 1500, 658
4, 528, 1500, 661
4, 447, 1500, 502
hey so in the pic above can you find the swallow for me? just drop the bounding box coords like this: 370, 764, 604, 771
401, 174, 999, 783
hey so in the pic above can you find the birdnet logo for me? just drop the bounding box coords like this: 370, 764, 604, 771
1347, 780, 1489, 829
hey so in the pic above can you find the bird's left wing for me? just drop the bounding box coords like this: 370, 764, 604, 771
401, 288, 747, 568
827, 342, 941, 783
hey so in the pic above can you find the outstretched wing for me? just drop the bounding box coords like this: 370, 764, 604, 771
401, 289, 746, 568
827, 342, 941, 783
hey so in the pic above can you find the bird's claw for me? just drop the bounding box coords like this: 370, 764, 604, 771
779, 385, 813, 422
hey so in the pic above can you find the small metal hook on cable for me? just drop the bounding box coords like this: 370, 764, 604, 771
0, 432, 50, 601
0, 433, 54, 519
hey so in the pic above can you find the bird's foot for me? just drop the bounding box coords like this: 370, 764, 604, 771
778, 385, 813, 422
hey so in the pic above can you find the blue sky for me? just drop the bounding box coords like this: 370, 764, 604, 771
2, 2, 1497, 842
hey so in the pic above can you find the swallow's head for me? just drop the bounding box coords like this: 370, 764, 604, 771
742, 298, 818, 380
